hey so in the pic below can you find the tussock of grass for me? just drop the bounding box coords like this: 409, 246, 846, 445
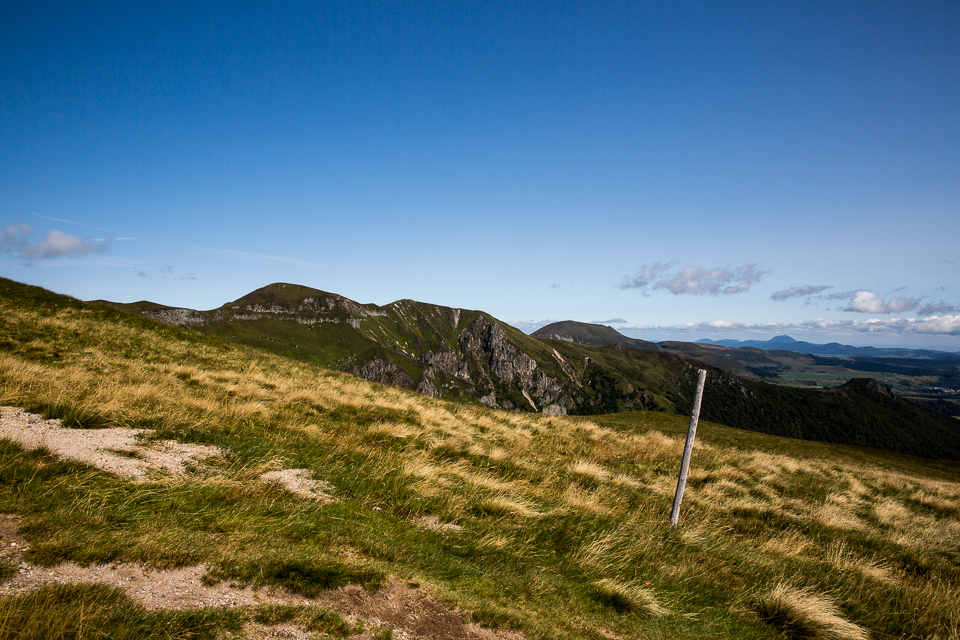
754, 583, 869, 640
0, 561, 15, 582
569, 460, 612, 486
587, 578, 668, 617
761, 532, 811, 559
474, 494, 541, 518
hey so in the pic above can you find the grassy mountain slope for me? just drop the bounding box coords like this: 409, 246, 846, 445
100, 283, 960, 462
1, 278, 959, 639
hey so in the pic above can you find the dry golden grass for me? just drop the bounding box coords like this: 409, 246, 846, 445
568, 460, 612, 484
476, 494, 542, 519
872, 497, 911, 526
761, 531, 812, 559
560, 485, 612, 516
573, 522, 654, 575
823, 541, 895, 585
754, 583, 870, 640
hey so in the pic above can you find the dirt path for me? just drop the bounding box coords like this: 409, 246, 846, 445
0, 406, 220, 481
0, 409, 526, 640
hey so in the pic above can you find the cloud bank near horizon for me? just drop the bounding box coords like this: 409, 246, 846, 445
626, 315, 960, 337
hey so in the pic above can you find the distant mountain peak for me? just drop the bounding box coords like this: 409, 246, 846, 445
693, 334, 960, 360
532, 320, 661, 351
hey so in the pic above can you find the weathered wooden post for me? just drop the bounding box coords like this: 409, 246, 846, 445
670, 368, 707, 527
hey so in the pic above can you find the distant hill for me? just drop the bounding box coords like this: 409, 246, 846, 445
531, 322, 821, 381
532, 320, 662, 351
88, 280, 960, 461
104, 283, 605, 415
698, 335, 960, 360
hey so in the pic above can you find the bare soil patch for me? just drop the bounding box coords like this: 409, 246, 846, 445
0, 406, 220, 481
260, 468, 336, 502
414, 515, 464, 533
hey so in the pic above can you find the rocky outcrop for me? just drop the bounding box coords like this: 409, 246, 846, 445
416, 368, 442, 398
421, 350, 472, 384
141, 308, 216, 327
551, 349, 582, 388
297, 296, 339, 313
359, 356, 414, 389
342, 299, 387, 318
458, 315, 570, 412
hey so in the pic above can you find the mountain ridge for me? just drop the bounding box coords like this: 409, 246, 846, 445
532, 320, 662, 351
91, 280, 960, 461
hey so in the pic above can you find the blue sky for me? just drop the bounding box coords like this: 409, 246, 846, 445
2, 1, 958, 350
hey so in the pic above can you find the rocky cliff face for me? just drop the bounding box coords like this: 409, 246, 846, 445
358, 355, 415, 389
457, 316, 569, 414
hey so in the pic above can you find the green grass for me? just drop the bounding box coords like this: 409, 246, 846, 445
0, 278, 959, 639
0, 584, 242, 640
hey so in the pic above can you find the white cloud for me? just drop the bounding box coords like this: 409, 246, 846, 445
619, 261, 675, 290
804, 316, 960, 336
1, 223, 32, 249
906, 315, 960, 335
621, 263, 767, 296
1, 224, 111, 261
629, 320, 795, 335
845, 290, 919, 314
771, 285, 830, 301
591, 318, 627, 324
919, 302, 958, 316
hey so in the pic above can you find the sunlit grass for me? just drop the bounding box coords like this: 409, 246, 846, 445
0, 283, 959, 639
754, 583, 869, 640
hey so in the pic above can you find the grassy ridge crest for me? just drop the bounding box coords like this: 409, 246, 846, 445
98, 281, 960, 461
